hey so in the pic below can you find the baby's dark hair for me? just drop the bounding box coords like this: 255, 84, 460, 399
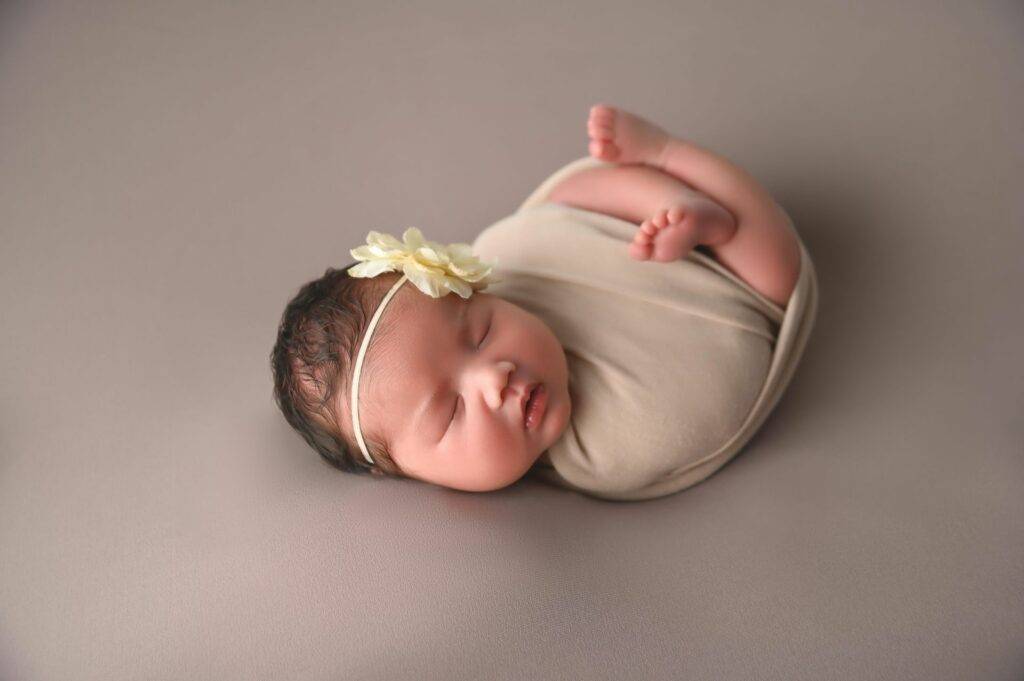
270, 264, 404, 478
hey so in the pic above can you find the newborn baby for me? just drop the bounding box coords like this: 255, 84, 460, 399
270, 105, 818, 501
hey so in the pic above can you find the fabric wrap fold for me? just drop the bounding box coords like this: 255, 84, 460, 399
472, 156, 819, 501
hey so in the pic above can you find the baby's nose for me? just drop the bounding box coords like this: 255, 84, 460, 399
485, 360, 516, 409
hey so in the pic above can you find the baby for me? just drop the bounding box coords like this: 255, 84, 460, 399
270, 105, 816, 501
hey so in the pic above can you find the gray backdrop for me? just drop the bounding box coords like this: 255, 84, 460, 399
1, 1, 1022, 679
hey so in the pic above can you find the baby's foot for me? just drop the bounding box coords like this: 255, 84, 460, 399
629, 197, 737, 263
587, 104, 671, 166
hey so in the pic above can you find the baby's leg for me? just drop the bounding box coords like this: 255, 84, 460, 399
547, 164, 736, 262
588, 105, 801, 306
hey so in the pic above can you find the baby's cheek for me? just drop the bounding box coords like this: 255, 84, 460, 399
475, 423, 529, 472
480, 424, 519, 453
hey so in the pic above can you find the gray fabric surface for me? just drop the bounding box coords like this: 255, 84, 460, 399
1, 1, 1021, 679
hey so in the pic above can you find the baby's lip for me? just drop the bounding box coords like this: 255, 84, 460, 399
519, 382, 540, 428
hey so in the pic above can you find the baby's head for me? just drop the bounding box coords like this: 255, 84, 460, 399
271, 264, 571, 493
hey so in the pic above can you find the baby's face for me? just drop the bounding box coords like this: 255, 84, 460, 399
355, 285, 571, 492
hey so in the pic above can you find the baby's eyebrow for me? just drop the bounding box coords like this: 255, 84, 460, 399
457, 297, 473, 339
444, 297, 471, 348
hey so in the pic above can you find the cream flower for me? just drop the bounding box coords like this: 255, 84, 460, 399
348, 227, 499, 298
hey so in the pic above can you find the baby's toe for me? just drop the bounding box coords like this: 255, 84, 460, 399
587, 118, 613, 141
589, 139, 620, 161
639, 219, 657, 236
668, 206, 686, 223
589, 104, 616, 126
652, 210, 670, 229
628, 240, 652, 261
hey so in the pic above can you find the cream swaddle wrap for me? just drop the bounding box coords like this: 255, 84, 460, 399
472, 156, 819, 501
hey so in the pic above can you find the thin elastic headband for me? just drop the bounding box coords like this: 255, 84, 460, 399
350, 274, 409, 465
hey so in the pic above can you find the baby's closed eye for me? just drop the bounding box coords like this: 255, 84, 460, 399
478, 314, 492, 347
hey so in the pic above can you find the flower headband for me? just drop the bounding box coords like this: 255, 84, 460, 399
347, 227, 499, 466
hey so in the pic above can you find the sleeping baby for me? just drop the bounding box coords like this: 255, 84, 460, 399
270, 105, 819, 501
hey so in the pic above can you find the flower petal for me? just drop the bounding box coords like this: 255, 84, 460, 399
350, 245, 371, 260
402, 227, 426, 251
366, 231, 405, 253
403, 260, 446, 298
349, 259, 398, 278
446, 277, 473, 299
414, 245, 449, 267
447, 243, 474, 260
